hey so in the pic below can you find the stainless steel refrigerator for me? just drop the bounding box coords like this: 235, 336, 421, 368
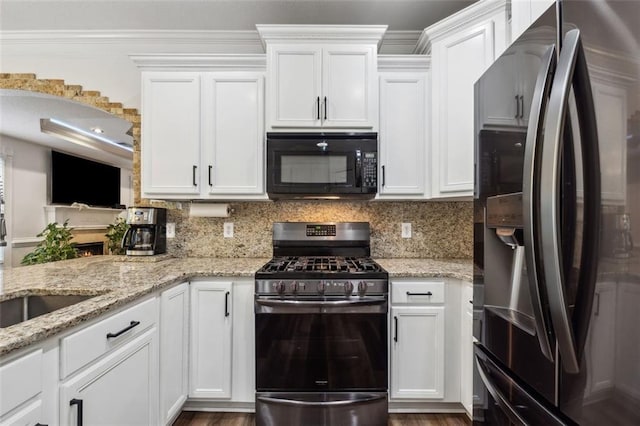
473, 0, 640, 424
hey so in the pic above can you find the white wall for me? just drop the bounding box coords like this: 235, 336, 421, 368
0, 134, 133, 267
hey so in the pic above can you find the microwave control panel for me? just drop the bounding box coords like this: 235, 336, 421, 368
362, 152, 377, 188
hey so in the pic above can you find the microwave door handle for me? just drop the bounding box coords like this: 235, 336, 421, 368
539, 29, 601, 374
522, 45, 556, 362
355, 150, 363, 188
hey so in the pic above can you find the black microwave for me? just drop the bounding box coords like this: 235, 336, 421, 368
266, 132, 378, 200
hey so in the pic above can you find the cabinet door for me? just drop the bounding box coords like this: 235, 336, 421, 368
230, 280, 255, 403
591, 81, 627, 203
160, 282, 189, 425
390, 306, 445, 399
615, 282, 640, 399
190, 281, 232, 399
141, 72, 201, 197
0, 400, 42, 426
476, 49, 519, 128
378, 73, 427, 196
585, 281, 616, 397
460, 283, 473, 415
267, 45, 322, 128
431, 21, 496, 197
202, 73, 265, 195
322, 45, 376, 128
60, 328, 158, 426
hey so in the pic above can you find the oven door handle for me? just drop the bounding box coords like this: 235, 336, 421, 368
257, 394, 386, 407
255, 297, 387, 313
256, 298, 386, 308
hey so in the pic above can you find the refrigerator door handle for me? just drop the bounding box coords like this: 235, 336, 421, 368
522, 45, 556, 362
539, 29, 601, 374
475, 354, 528, 425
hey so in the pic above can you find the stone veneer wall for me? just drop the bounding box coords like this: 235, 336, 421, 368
167, 201, 473, 259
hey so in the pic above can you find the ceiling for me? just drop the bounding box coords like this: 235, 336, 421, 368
0, 90, 134, 169
0, 1, 477, 32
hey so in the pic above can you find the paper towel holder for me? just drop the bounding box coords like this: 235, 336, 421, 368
189, 202, 234, 218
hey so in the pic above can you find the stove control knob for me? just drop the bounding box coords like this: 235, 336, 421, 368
344, 281, 354, 296
275, 281, 286, 295
358, 281, 368, 296
290, 281, 299, 294
317, 281, 326, 295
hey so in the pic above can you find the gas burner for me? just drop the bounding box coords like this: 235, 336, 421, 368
258, 256, 386, 274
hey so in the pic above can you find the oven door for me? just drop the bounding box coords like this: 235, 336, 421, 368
255, 297, 388, 391
266, 133, 377, 199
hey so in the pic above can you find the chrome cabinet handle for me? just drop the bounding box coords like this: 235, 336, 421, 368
540, 29, 601, 374
106, 320, 140, 339
70, 399, 83, 426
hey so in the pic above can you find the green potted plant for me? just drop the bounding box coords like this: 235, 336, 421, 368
105, 217, 129, 255
21, 220, 78, 265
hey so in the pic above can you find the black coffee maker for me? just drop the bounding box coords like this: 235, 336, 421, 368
121, 207, 167, 256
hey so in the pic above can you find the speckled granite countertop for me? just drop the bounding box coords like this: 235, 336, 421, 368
376, 258, 473, 281
0, 256, 472, 357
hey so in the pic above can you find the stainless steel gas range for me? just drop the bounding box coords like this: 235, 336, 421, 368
254, 222, 389, 426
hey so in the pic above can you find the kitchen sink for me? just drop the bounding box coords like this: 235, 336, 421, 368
0, 294, 95, 328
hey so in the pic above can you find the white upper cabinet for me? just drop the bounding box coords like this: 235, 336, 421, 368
476, 42, 547, 128
377, 56, 430, 198
134, 55, 267, 200
202, 73, 265, 195
258, 25, 386, 131
142, 72, 201, 197
417, 0, 508, 198
511, 0, 555, 41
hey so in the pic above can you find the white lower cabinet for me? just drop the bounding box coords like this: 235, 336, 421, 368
60, 327, 159, 426
189, 280, 233, 399
391, 306, 445, 399
460, 282, 473, 416
160, 282, 190, 424
0, 400, 43, 426
390, 281, 445, 400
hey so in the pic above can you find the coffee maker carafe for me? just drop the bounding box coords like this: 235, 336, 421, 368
122, 207, 167, 256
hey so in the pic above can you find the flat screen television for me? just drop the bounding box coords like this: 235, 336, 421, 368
51, 151, 121, 208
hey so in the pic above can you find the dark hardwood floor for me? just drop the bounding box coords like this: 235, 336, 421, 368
173, 411, 471, 426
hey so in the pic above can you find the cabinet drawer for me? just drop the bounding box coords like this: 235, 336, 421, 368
61, 297, 157, 378
0, 349, 42, 417
391, 281, 445, 304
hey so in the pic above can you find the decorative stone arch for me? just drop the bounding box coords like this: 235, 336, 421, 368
0, 73, 142, 203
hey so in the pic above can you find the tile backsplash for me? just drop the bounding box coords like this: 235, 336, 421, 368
167, 201, 473, 259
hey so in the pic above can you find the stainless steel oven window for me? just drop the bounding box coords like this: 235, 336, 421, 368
280, 155, 348, 184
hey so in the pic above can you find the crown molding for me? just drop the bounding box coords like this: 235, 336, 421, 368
377, 55, 431, 72
130, 54, 266, 71
256, 25, 388, 50
1, 28, 416, 53
0, 29, 262, 46
414, 0, 508, 54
